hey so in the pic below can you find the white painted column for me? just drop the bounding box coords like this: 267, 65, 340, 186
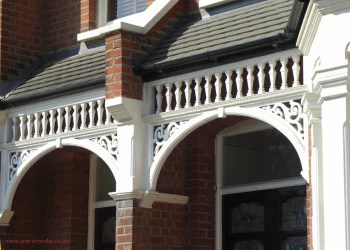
106, 97, 149, 193
315, 68, 349, 250
302, 93, 324, 250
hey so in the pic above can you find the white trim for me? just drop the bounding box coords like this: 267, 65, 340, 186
78, 0, 179, 42
3, 138, 119, 213
139, 191, 189, 208
6, 88, 105, 116
344, 123, 350, 250
149, 106, 307, 190
87, 155, 97, 250
221, 178, 306, 195
199, 0, 238, 9
97, 0, 108, 27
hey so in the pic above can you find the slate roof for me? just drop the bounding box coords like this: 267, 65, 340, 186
141, 0, 294, 70
4, 49, 106, 103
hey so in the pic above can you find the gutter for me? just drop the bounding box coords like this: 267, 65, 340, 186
136, 0, 309, 75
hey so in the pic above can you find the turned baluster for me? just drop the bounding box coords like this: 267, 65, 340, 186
175, 81, 182, 110
225, 70, 233, 100
64, 106, 71, 132
280, 58, 287, 89
184, 79, 192, 108
26, 114, 33, 139
258, 63, 265, 94
49, 109, 56, 135
97, 99, 103, 126
34, 113, 40, 138
194, 77, 202, 106
292, 55, 301, 87
236, 68, 243, 98
214, 72, 222, 102
19, 115, 25, 141
41, 111, 48, 136
80, 103, 87, 129
247, 65, 254, 96
205, 75, 212, 104
89, 101, 96, 128
269, 61, 276, 92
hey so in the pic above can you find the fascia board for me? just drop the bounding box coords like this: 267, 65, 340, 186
77, 0, 179, 42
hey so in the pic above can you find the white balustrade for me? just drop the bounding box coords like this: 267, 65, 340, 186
9, 98, 114, 142
148, 52, 303, 114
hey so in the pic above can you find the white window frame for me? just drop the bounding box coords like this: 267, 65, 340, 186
214, 119, 306, 250
97, 0, 109, 27
87, 154, 116, 250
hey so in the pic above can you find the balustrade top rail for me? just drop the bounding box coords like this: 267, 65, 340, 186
8, 98, 115, 143
145, 50, 303, 115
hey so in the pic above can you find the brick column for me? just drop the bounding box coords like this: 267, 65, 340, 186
114, 197, 149, 250
80, 0, 97, 32
105, 31, 143, 100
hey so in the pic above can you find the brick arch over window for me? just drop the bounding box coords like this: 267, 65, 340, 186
150, 106, 307, 190
2, 138, 119, 219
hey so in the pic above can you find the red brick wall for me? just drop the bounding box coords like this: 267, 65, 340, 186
306, 128, 313, 249
46, 0, 81, 52
0, 0, 97, 89
105, 1, 186, 100
4, 147, 90, 250
0, 0, 46, 84
81, 0, 97, 32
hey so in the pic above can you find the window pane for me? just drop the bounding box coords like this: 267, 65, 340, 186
231, 202, 264, 234
281, 196, 307, 230
232, 240, 264, 250
107, 0, 147, 21
222, 128, 302, 187
95, 158, 116, 201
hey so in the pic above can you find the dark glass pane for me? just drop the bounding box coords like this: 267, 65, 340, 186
231, 202, 264, 233
282, 237, 307, 250
95, 207, 116, 250
281, 196, 307, 230
222, 128, 302, 187
232, 240, 264, 250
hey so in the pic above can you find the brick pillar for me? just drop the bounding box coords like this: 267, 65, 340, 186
105, 31, 143, 100
185, 135, 216, 250
80, 0, 97, 32
115, 198, 149, 250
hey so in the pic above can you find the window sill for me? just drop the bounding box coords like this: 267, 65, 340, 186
77, 0, 179, 42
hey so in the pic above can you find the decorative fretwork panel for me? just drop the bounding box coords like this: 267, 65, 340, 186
153, 121, 187, 157
8, 150, 35, 181
261, 100, 305, 140
9, 98, 115, 142
147, 51, 302, 115
90, 134, 119, 161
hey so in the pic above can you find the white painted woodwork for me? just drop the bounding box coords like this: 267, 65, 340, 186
9, 98, 114, 142
147, 51, 303, 114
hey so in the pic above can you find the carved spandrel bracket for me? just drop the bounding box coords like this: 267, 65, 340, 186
153, 121, 188, 157
9, 150, 35, 182
90, 134, 119, 161
261, 100, 305, 141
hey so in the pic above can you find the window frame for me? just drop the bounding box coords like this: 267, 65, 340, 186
215, 119, 306, 250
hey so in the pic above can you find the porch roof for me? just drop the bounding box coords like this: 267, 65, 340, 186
139, 0, 307, 76
3, 48, 106, 105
